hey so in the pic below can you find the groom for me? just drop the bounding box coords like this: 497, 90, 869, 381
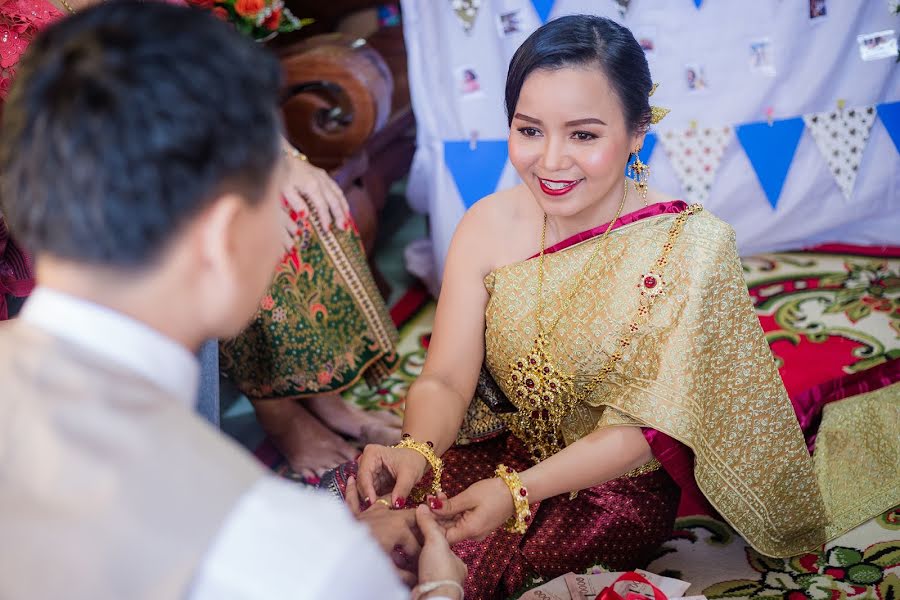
0, 3, 463, 598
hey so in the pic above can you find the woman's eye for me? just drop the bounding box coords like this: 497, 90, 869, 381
573, 131, 597, 141
517, 127, 541, 137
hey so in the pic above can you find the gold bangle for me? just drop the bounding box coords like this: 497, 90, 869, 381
394, 434, 443, 499
283, 146, 308, 162
495, 464, 531, 534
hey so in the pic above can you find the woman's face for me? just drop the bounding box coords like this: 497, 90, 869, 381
508, 66, 641, 220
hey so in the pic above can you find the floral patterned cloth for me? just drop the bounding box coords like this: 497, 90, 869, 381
220, 205, 398, 399
0, 0, 61, 320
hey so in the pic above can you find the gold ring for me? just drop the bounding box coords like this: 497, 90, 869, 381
375, 498, 392, 508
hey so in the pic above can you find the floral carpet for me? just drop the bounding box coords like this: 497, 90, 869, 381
258, 245, 900, 599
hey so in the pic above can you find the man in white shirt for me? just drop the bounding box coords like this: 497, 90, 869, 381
0, 3, 464, 599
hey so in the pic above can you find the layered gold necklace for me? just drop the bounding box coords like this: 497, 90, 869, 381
504, 179, 629, 462
504, 180, 703, 463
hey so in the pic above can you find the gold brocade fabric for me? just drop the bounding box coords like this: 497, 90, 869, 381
813, 382, 900, 541
482, 209, 899, 557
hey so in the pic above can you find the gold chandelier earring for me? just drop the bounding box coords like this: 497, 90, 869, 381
627, 149, 650, 205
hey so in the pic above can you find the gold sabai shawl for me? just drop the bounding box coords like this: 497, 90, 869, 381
478, 207, 899, 557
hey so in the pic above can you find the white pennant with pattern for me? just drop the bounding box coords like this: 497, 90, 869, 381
449, 0, 481, 33
658, 125, 733, 204
802, 105, 876, 201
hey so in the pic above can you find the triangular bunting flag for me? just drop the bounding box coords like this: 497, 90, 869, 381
530, 0, 555, 23
613, 0, 632, 18
877, 101, 900, 155
449, 0, 481, 33
803, 105, 876, 201
444, 140, 508, 209
658, 126, 732, 204
736, 117, 805, 209
693, 0, 703, 7
624, 132, 657, 177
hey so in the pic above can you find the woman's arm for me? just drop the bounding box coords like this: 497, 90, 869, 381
401, 205, 495, 455
520, 425, 653, 502
439, 424, 654, 544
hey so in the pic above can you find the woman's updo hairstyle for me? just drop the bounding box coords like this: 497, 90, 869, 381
505, 14, 652, 136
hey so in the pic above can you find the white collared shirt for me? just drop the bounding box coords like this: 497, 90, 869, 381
19, 287, 414, 600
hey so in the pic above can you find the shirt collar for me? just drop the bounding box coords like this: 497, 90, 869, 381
20, 287, 200, 408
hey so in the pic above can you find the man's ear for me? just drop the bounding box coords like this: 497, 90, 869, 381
196, 193, 243, 273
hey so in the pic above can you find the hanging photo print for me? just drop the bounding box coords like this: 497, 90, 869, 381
857, 30, 898, 61
496, 9, 523, 37
684, 64, 708, 92
809, 0, 827, 22
456, 66, 484, 98
749, 38, 776, 76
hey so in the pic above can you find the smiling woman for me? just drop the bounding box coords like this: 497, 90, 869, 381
335, 14, 898, 599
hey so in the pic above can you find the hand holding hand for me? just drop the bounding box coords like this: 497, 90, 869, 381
414, 504, 467, 600
357, 444, 429, 509
430, 477, 515, 545
345, 476, 422, 586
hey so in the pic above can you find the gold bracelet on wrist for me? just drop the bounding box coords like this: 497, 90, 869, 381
495, 464, 531, 534
394, 434, 443, 500
283, 146, 308, 161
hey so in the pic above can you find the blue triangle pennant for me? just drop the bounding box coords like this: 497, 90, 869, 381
444, 140, 509, 209
694, 0, 703, 8
736, 118, 805, 209
625, 132, 657, 176
877, 101, 900, 155
531, 0, 555, 23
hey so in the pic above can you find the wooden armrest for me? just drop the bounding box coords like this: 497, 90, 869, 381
279, 34, 393, 171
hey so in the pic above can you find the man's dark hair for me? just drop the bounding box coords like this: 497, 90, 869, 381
0, 1, 283, 267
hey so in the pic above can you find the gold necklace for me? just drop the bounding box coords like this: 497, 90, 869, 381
59, 0, 76, 13
505, 179, 629, 462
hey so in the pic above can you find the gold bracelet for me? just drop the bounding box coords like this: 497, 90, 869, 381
395, 434, 443, 499
283, 146, 308, 161
495, 464, 531, 534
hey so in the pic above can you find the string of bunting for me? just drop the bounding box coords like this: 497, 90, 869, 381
444, 101, 900, 210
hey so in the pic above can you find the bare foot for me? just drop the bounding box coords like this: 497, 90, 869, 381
359, 422, 404, 447
305, 393, 402, 444
252, 397, 358, 480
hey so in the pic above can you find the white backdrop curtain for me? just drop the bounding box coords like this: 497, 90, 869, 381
400, 0, 900, 287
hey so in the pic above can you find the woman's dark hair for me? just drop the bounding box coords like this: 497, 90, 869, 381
0, 1, 283, 268
505, 15, 652, 134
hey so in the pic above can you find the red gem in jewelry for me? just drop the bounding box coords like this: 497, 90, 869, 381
519, 488, 527, 497
644, 276, 658, 289
525, 378, 535, 389
506, 467, 513, 474
542, 366, 550, 375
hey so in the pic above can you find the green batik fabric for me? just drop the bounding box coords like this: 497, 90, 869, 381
220, 209, 398, 399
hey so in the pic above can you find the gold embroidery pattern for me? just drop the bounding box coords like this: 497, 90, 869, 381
482, 209, 866, 557
503, 206, 702, 463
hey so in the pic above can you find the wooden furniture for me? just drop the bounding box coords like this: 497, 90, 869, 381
277, 27, 415, 262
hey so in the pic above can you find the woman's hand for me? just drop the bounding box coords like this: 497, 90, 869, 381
357, 444, 429, 509
431, 477, 515, 544
281, 150, 350, 232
